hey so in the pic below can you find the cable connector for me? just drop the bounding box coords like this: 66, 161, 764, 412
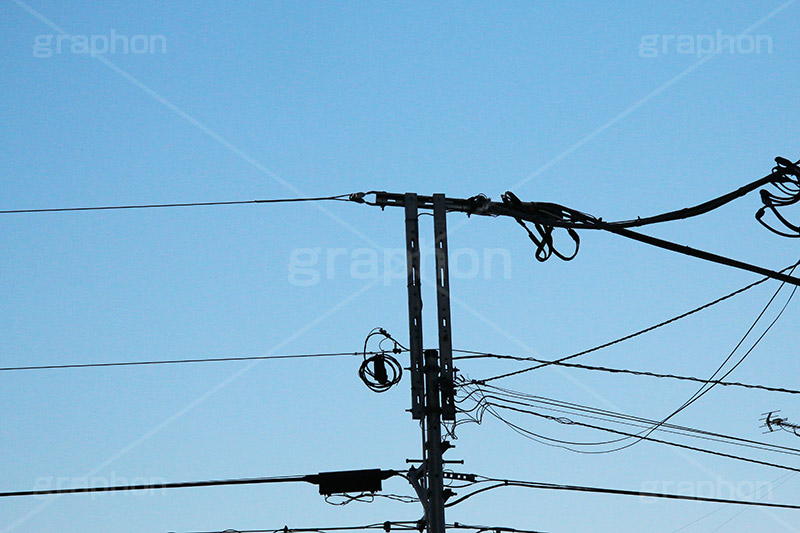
443, 472, 476, 483
349, 192, 366, 203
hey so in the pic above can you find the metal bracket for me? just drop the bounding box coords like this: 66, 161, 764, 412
433, 194, 455, 420
405, 193, 425, 420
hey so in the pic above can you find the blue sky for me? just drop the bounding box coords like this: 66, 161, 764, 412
2, 1, 800, 532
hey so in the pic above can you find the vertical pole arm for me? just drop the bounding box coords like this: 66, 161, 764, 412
433, 194, 455, 420
424, 349, 446, 533
405, 194, 425, 420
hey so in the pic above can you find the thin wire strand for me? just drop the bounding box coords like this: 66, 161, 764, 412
0, 350, 404, 372
453, 349, 800, 395
472, 262, 800, 384
179, 522, 422, 533
0, 194, 356, 215
179, 522, 546, 533
492, 403, 800, 475
445, 476, 800, 511
469, 385, 800, 456
598, 268, 798, 454
0, 474, 317, 498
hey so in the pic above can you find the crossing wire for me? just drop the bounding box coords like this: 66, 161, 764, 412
454, 349, 800, 395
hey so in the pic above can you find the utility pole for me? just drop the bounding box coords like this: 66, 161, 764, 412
402, 193, 455, 533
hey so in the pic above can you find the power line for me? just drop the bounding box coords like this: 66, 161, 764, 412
178, 523, 421, 533
0, 474, 313, 498
631, 268, 799, 451
361, 157, 800, 284
178, 523, 423, 533
445, 475, 800, 511
0, 194, 358, 215
0, 350, 400, 372
464, 385, 800, 457
453, 349, 800, 395
0, 469, 400, 498
181, 519, 551, 533
492, 403, 800, 475
469, 261, 799, 384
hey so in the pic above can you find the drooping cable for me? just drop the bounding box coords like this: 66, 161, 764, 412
444, 475, 800, 510
500, 157, 800, 265
490, 403, 800, 475
462, 383, 800, 457
469, 260, 800, 385
599, 265, 798, 453
324, 492, 418, 505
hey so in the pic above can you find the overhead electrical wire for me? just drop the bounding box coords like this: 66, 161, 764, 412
180, 524, 422, 533
459, 383, 800, 457
453, 349, 800, 395
467, 259, 800, 385
0, 350, 402, 373
459, 263, 797, 457
490, 402, 800, 475
324, 492, 418, 506
177, 523, 548, 533
670, 472, 798, 532
444, 475, 800, 511
497, 157, 800, 279
647, 267, 797, 414
358, 158, 800, 283
599, 264, 798, 454
0, 194, 360, 215
0, 473, 321, 498
0, 469, 402, 499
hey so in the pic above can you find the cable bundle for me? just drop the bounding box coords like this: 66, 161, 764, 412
358, 328, 405, 393
756, 157, 800, 237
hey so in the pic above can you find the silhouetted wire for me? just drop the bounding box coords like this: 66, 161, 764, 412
491, 403, 800, 475
324, 492, 418, 506
498, 157, 800, 268
444, 475, 800, 510
453, 349, 800, 395
178, 523, 546, 533
358, 328, 405, 393
0, 194, 358, 215
447, 523, 546, 533
467, 385, 800, 456
607, 157, 800, 230
178, 522, 422, 533
469, 260, 800, 385
501, 191, 581, 262
598, 265, 798, 454
324, 493, 375, 505
0, 351, 403, 372
455, 381, 800, 456
0, 473, 331, 498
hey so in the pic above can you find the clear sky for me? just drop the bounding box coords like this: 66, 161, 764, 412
2, 1, 800, 532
